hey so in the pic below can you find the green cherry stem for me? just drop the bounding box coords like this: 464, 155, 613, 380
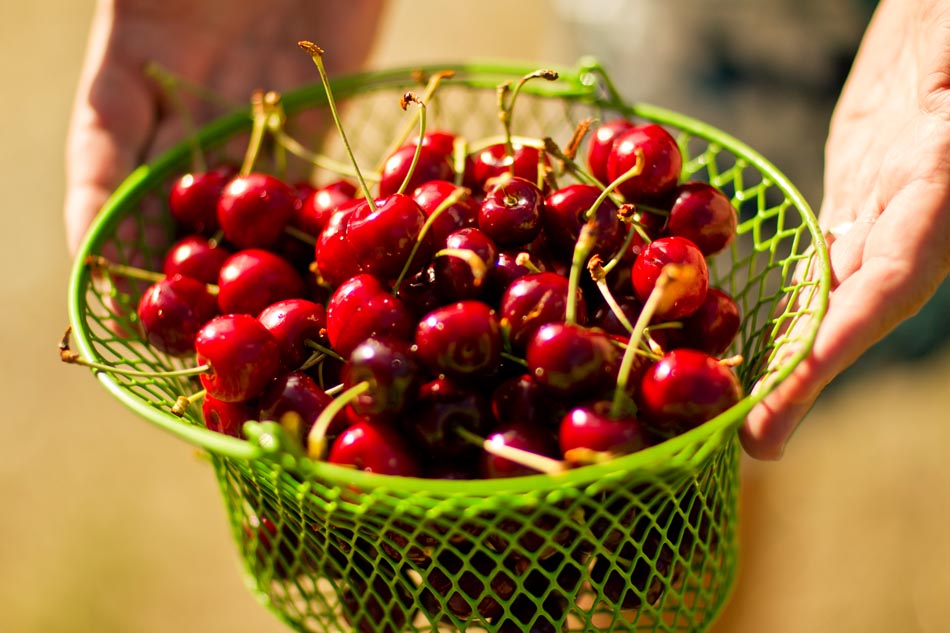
395, 92, 427, 196
85, 255, 220, 294
239, 90, 268, 177
378, 70, 456, 169
455, 426, 566, 475
299, 41, 377, 212
59, 327, 211, 377
499, 69, 559, 170
306, 380, 370, 460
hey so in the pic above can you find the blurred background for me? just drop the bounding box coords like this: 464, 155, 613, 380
3, 0, 949, 632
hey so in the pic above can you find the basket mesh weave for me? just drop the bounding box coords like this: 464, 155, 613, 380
67, 60, 829, 632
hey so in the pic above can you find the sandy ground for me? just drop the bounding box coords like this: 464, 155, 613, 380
3, 1, 949, 632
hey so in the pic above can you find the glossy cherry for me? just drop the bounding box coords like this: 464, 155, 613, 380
667, 181, 738, 256
558, 400, 651, 457
137, 274, 218, 357
293, 179, 357, 237
202, 394, 257, 438
479, 419, 561, 479
327, 417, 422, 477
676, 286, 741, 356
161, 234, 232, 284
378, 144, 453, 198
499, 271, 587, 351
257, 298, 327, 370
631, 236, 709, 321
432, 227, 498, 301
168, 164, 235, 234
344, 193, 434, 282
341, 336, 422, 421
478, 175, 544, 247
325, 274, 415, 358
217, 172, 296, 249
586, 118, 634, 184
636, 348, 743, 435
606, 123, 682, 202
216, 248, 305, 317
411, 179, 479, 247
414, 300, 502, 379
404, 377, 495, 459
469, 142, 549, 192
490, 373, 556, 428
314, 198, 364, 287
526, 322, 620, 399
195, 313, 282, 402
543, 183, 623, 262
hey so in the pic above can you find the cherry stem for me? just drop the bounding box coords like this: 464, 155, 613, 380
284, 225, 317, 246
454, 426, 566, 475
395, 92, 427, 196
379, 70, 455, 169
452, 136, 469, 187
584, 148, 644, 221
268, 126, 377, 181
298, 41, 377, 212
85, 255, 219, 294
239, 90, 268, 177
390, 185, 469, 294
171, 390, 206, 417
262, 91, 289, 179
498, 69, 559, 171
306, 380, 370, 460
542, 136, 605, 192
500, 352, 528, 367
566, 220, 597, 326
304, 338, 345, 362
432, 247, 489, 286
589, 256, 635, 335
610, 265, 680, 418
59, 326, 211, 377
144, 62, 207, 173
514, 252, 543, 274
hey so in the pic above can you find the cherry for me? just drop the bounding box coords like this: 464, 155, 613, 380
344, 193, 434, 282
404, 377, 495, 460
499, 271, 587, 351
168, 164, 235, 234
259, 370, 336, 447
469, 142, 549, 192
478, 419, 561, 479
314, 198, 364, 288
257, 298, 327, 371
378, 143, 453, 198
216, 248, 305, 317
340, 336, 422, 422
526, 322, 620, 399
411, 179, 479, 247
325, 274, 415, 358
414, 301, 502, 379
293, 179, 357, 237
478, 174, 544, 247
631, 236, 709, 321
216, 172, 296, 249
586, 118, 634, 184
606, 123, 682, 202
676, 286, 741, 356
411, 129, 458, 157
195, 313, 282, 402
558, 400, 651, 458
484, 249, 548, 301
161, 234, 232, 284
667, 181, 738, 256
636, 348, 743, 435
327, 417, 422, 477
543, 183, 623, 262
432, 227, 498, 301
136, 274, 218, 357
490, 373, 555, 428
202, 394, 257, 438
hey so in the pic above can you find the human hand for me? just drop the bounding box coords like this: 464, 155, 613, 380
741, 0, 950, 459
64, 0, 384, 254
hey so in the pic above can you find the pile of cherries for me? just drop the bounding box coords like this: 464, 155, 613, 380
93, 63, 745, 483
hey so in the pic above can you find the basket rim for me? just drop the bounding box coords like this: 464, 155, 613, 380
67, 57, 830, 495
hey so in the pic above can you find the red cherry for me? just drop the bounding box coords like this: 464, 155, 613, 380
606, 123, 682, 201
314, 199, 364, 288
543, 183, 623, 262
137, 274, 218, 357
345, 193, 434, 282
667, 181, 738, 256
341, 336, 422, 422
676, 287, 741, 356
525, 323, 620, 399
404, 377, 495, 459
499, 272, 587, 351
411, 179, 479, 247
168, 164, 235, 234
586, 118, 634, 184
216, 172, 296, 249
216, 248, 305, 316
259, 371, 336, 446
325, 274, 414, 358
414, 301, 502, 379
293, 179, 357, 237
632, 236, 709, 321
479, 420, 561, 479
327, 418, 422, 477
378, 144, 453, 198
470, 142, 549, 192
411, 129, 457, 157
636, 349, 743, 435
478, 175, 544, 247
162, 235, 232, 284
202, 394, 256, 438
432, 227, 498, 301
558, 401, 651, 457
195, 314, 282, 402
257, 298, 327, 370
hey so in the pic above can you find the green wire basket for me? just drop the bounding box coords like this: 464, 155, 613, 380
67, 59, 830, 632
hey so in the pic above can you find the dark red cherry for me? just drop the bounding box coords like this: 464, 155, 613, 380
470, 142, 549, 192
327, 418, 422, 477
667, 181, 738, 256
137, 274, 218, 357
484, 249, 548, 301
499, 272, 587, 351
525, 323, 620, 399
543, 183, 623, 262
676, 287, 741, 356
325, 274, 415, 358
479, 420, 561, 479
293, 179, 357, 237
378, 144, 454, 198
345, 193, 434, 282
341, 336, 422, 421
195, 313, 282, 402
586, 118, 634, 184
202, 394, 256, 438
411, 179, 479, 247
168, 164, 235, 234
414, 301, 502, 379
636, 348, 743, 435
216, 248, 305, 316
606, 123, 682, 201
216, 172, 296, 249
631, 236, 709, 321
405, 377, 494, 459
259, 371, 336, 446
432, 227, 498, 301
478, 175, 544, 247
257, 298, 327, 370
490, 373, 555, 428
162, 234, 232, 284
558, 401, 651, 457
